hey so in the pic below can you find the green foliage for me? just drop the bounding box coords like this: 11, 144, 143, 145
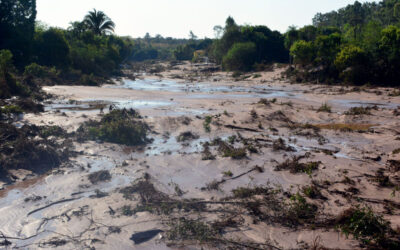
173, 44, 195, 60
0, 49, 13, 76
78, 109, 149, 146
317, 103, 332, 113
337, 206, 391, 245
167, 218, 217, 242
34, 28, 70, 68
0, 105, 23, 115
203, 116, 212, 132
288, 1, 400, 86
0, 50, 30, 98
335, 45, 368, 84
288, 192, 318, 221
83, 9, 115, 35
0, 0, 36, 67
222, 42, 257, 71
290, 40, 315, 65
24, 63, 58, 78
212, 17, 288, 71
345, 106, 372, 115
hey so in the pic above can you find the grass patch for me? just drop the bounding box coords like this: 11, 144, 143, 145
203, 116, 212, 133
317, 103, 331, 113
314, 123, 374, 132
223, 171, 233, 177
166, 218, 217, 242
345, 106, 373, 115
392, 148, 400, 155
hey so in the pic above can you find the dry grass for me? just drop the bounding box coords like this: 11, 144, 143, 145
314, 123, 374, 132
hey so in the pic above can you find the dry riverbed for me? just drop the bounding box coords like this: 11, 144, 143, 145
1, 62, 400, 249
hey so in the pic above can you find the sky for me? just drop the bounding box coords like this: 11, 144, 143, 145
37, 0, 374, 39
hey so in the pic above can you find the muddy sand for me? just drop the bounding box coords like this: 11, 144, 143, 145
1, 62, 400, 249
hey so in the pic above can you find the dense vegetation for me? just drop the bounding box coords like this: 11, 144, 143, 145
210, 17, 288, 71
288, 0, 400, 86
3, 0, 400, 96
1, 1, 134, 83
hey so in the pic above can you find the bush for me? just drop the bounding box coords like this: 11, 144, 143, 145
335, 45, 368, 84
34, 28, 70, 68
78, 109, 149, 146
290, 40, 316, 66
222, 42, 257, 71
337, 206, 393, 246
24, 63, 58, 78
79, 74, 98, 86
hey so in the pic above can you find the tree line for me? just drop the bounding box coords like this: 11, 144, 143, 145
2, 0, 400, 92
288, 0, 400, 86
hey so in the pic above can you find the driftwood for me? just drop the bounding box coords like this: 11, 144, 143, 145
27, 197, 81, 216
225, 124, 260, 132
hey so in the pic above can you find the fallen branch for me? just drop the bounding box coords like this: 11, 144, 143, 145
225, 125, 260, 132
27, 197, 81, 216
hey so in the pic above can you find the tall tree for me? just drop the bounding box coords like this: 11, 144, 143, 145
83, 9, 115, 35
0, 0, 37, 67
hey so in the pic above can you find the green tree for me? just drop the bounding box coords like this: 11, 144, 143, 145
0, 0, 37, 67
222, 42, 257, 71
335, 45, 368, 84
314, 33, 341, 66
34, 28, 70, 67
0, 50, 13, 77
377, 25, 400, 83
83, 9, 115, 35
290, 40, 315, 66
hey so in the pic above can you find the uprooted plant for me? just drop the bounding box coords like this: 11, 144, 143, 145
77, 108, 150, 146
0, 122, 71, 179
336, 206, 400, 248
275, 155, 320, 175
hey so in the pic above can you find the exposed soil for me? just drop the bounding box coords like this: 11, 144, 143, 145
1, 62, 400, 249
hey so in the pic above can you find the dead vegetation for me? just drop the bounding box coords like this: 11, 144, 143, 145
345, 106, 375, 115
275, 155, 320, 175
77, 108, 150, 146
88, 170, 111, 184
0, 122, 71, 179
176, 131, 199, 142
314, 123, 374, 132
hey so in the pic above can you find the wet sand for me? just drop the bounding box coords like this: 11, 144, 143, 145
1, 63, 400, 249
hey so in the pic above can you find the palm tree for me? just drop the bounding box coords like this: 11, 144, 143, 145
83, 9, 115, 35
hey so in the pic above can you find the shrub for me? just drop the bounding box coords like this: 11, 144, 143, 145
222, 42, 257, 71
337, 206, 392, 245
335, 45, 369, 84
345, 106, 372, 115
203, 116, 212, 132
79, 74, 98, 86
24, 63, 58, 78
78, 109, 149, 146
290, 40, 316, 66
317, 103, 331, 113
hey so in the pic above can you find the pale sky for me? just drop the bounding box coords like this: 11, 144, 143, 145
37, 0, 374, 39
